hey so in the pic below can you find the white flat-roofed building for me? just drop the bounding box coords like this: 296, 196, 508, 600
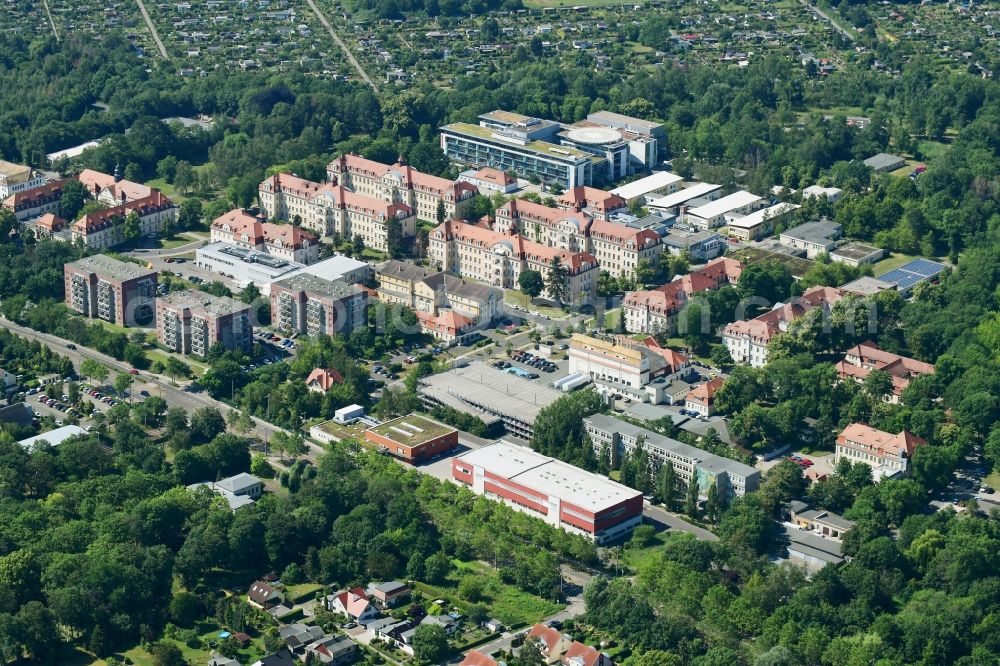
611, 171, 684, 205
779, 220, 842, 258
727, 202, 800, 241
802, 185, 843, 203
18, 425, 87, 450
647, 182, 722, 216
685, 190, 763, 230
452, 440, 643, 544
196, 242, 300, 293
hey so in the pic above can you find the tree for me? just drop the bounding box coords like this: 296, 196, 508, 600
412, 623, 449, 664
685, 479, 699, 518
436, 198, 447, 225
705, 481, 719, 523
177, 198, 203, 230
80, 359, 109, 386
226, 176, 257, 209
173, 160, 194, 193
239, 283, 261, 304
657, 460, 677, 509
424, 551, 452, 584
546, 256, 569, 305
114, 372, 132, 398
122, 210, 142, 245
519, 270, 544, 301
156, 155, 178, 182
386, 215, 404, 259
352, 234, 365, 257
710, 344, 733, 367
190, 406, 226, 443
59, 179, 89, 220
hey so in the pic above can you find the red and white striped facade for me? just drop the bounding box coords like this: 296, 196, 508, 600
452, 441, 643, 544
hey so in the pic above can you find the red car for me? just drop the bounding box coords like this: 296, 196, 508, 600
801, 458, 814, 467
129, 369, 139, 375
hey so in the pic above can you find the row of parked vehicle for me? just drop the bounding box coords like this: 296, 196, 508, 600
512, 351, 557, 373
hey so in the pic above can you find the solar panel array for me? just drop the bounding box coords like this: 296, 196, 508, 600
877, 258, 945, 291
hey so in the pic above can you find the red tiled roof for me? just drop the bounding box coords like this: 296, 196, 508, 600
471, 168, 515, 186
588, 220, 659, 249
557, 186, 626, 214
334, 587, 372, 619
73, 190, 173, 232
527, 624, 565, 658
417, 310, 475, 337
837, 423, 927, 458
563, 641, 609, 666
2, 178, 66, 208
212, 206, 317, 249
637, 336, 689, 370
305, 368, 344, 391
498, 198, 592, 232
460, 651, 499, 666
434, 219, 596, 274
328, 153, 475, 199
35, 213, 65, 232
687, 376, 725, 403
723, 286, 844, 344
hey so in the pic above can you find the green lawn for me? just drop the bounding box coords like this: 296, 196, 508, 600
412, 560, 563, 629
503, 290, 570, 319
285, 582, 325, 603
983, 469, 1000, 491
146, 348, 208, 375
873, 252, 919, 277
621, 531, 671, 572
104, 621, 267, 666
146, 177, 182, 200
361, 248, 388, 261
156, 233, 203, 249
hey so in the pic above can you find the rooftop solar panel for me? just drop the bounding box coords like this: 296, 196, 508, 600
902, 258, 945, 277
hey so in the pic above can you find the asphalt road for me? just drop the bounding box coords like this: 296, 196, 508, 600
0, 317, 297, 445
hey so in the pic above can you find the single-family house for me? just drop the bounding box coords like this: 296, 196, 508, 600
248, 580, 283, 609
304, 634, 357, 665
526, 623, 573, 664
305, 368, 344, 393
279, 623, 325, 653
462, 650, 505, 666
563, 641, 614, 666
250, 650, 296, 666
366, 581, 410, 608
327, 587, 380, 623
421, 614, 460, 635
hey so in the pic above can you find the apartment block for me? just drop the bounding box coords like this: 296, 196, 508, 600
0, 160, 47, 199
270, 273, 368, 337
156, 290, 252, 357
584, 413, 760, 500
210, 208, 319, 264
64, 255, 157, 327
326, 153, 477, 222
258, 173, 416, 253
587, 220, 662, 278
